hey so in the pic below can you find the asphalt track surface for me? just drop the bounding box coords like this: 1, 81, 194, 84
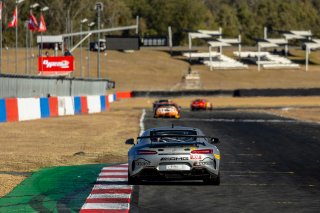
134, 109, 320, 213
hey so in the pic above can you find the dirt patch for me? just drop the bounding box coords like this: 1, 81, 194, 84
0, 174, 25, 197
3, 48, 320, 91
264, 108, 320, 123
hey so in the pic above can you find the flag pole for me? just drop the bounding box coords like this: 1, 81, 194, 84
39, 7, 49, 57
13, 0, 25, 74
15, 5, 18, 74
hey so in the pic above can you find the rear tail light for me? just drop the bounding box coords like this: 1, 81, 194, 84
136, 150, 158, 155
191, 149, 213, 154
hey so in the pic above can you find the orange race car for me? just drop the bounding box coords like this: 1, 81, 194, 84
154, 103, 181, 119
190, 99, 213, 111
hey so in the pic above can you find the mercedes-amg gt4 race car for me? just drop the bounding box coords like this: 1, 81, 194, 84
126, 126, 221, 185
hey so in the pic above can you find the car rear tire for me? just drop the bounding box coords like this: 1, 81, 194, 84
128, 172, 141, 185
204, 173, 220, 185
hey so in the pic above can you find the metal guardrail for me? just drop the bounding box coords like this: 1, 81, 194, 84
0, 74, 115, 98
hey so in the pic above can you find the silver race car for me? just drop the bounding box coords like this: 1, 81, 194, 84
126, 126, 221, 185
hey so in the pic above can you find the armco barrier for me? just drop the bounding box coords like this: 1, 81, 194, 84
116, 91, 132, 99
18, 98, 41, 121
106, 96, 110, 109
100, 96, 106, 111
132, 90, 233, 97
40, 98, 50, 118
5, 98, 19, 122
87, 96, 101, 114
234, 88, 320, 97
49, 97, 58, 117
0, 99, 6, 122
108, 94, 115, 103
74, 97, 81, 115
81, 96, 88, 114
58, 97, 74, 116
132, 88, 320, 97
0, 93, 123, 124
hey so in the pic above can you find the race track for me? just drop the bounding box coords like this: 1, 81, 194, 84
135, 109, 320, 212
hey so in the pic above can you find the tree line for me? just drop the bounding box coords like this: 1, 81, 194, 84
2, 0, 320, 46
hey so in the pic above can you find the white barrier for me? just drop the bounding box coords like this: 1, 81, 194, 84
87, 96, 101, 114
17, 98, 41, 121
108, 94, 115, 103
58, 97, 75, 116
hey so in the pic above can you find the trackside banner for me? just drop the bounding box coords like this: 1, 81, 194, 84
38, 56, 74, 73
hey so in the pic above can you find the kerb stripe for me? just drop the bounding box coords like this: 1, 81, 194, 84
80, 164, 133, 213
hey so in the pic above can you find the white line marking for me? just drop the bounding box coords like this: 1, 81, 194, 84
102, 167, 128, 171
139, 109, 146, 136
88, 193, 131, 199
93, 184, 132, 190
81, 203, 130, 210
99, 172, 128, 176
97, 178, 128, 182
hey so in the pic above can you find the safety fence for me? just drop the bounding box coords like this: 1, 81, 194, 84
0, 74, 115, 99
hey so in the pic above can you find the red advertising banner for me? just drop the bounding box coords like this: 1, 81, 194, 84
38, 56, 74, 75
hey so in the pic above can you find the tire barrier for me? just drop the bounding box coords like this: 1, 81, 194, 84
132, 90, 234, 97
233, 88, 320, 97
132, 88, 320, 97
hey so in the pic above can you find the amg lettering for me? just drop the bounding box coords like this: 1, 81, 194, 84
160, 157, 189, 161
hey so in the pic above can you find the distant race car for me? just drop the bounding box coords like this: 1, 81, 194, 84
154, 103, 181, 119
153, 99, 171, 110
191, 99, 213, 111
126, 126, 221, 185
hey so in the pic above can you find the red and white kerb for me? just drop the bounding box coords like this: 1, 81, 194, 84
80, 164, 133, 213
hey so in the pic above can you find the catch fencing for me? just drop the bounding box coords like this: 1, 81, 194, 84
0, 74, 115, 98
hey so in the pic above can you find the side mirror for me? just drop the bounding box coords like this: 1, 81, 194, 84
210, 137, 220, 144
125, 138, 135, 145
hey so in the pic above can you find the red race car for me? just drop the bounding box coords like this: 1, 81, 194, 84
190, 99, 213, 111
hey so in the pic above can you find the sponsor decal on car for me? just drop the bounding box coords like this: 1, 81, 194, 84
135, 158, 151, 167
193, 157, 214, 166
190, 155, 202, 160
160, 157, 189, 161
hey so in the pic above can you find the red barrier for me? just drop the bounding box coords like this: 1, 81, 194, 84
105, 95, 110, 110
116, 91, 132, 99
49, 97, 58, 117
5, 98, 19, 122
81, 96, 88, 114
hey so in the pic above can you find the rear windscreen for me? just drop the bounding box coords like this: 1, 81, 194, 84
150, 130, 197, 142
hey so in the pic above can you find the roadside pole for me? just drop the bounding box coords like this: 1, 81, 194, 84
95, 2, 103, 79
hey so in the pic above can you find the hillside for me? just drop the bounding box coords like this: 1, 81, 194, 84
2, 47, 320, 91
